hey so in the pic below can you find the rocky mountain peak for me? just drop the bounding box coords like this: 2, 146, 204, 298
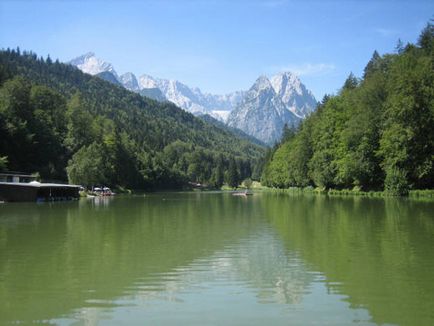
270, 71, 302, 96
138, 74, 159, 89
227, 72, 317, 144
251, 75, 274, 93
120, 72, 139, 92
68, 52, 118, 78
68, 52, 95, 65
270, 72, 317, 118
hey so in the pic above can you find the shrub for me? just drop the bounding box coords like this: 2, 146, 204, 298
384, 167, 409, 196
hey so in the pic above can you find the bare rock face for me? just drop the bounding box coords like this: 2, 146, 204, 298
270, 72, 317, 118
119, 72, 140, 92
227, 73, 317, 145
69, 52, 118, 77
138, 75, 245, 118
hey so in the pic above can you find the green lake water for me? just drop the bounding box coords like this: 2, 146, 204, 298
1, 192, 434, 325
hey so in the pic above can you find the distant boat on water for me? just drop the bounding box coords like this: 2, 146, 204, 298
89, 186, 115, 197
232, 191, 253, 197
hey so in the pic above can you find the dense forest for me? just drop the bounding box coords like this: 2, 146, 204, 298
0, 50, 264, 189
261, 23, 434, 195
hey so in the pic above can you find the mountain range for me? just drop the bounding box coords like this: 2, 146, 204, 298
68, 52, 317, 144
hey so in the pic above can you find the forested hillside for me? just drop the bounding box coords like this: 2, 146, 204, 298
0, 49, 264, 189
261, 23, 434, 195
198, 114, 267, 147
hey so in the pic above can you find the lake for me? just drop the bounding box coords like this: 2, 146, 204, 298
1, 192, 433, 325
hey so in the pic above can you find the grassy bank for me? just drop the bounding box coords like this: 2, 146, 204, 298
249, 183, 434, 198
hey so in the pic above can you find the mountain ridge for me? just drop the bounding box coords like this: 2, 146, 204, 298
68, 52, 317, 143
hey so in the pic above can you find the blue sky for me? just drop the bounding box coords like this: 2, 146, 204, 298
0, 0, 432, 99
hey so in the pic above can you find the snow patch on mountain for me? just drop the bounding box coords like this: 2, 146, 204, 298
138, 74, 244, 115
68, 53, 317, 144
69, 52, 118, 78
138, 74, 159, 89
120, 72, 140, 92
270, 72, 317, 118
211, 110, 231, 122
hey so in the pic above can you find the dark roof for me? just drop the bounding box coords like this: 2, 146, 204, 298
0, 171, 33, 177
0, 182, 80, 188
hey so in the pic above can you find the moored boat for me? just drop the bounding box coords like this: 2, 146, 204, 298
232, 191, 253, 196
90, 186, 115, 197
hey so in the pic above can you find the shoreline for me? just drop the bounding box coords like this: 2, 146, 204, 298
249, 186, 434, 199
125, 185, 434, 199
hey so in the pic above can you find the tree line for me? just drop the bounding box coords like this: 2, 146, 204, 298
261, 23, 434, 195
0, 49, 264, 189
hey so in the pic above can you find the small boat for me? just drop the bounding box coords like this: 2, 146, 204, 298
90, 186, 115, 196
102, 187, 115, 196
232, 191, 253, 196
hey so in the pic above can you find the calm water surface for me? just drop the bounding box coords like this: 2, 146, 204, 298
1, 192, 434, 325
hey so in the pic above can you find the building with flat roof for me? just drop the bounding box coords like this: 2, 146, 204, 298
0, 172, 81, 202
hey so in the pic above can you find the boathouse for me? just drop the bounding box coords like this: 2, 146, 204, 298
0, 172, 81, 202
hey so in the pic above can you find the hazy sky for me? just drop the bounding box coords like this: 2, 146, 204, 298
0, 0, 432, 99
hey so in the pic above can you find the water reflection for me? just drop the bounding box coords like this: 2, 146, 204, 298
264, 193, 434, 326
52, 218, 372, 325
122, 229, 314, 306
0, 193, 263, 323
1, 193, 433, 325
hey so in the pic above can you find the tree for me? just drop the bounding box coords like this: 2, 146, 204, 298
384, 167, 409, 196
30, 85, 68, 179
417, 21, 434, 53
243, 178, 253, 189
137, 150, 155, 186
226, 158, 239, 188
287, 122, 313, 187
0, 76, 34, 171
0, 156, 7, 170
281, 123, 296, 143
260, 147, 277, 186
210, 157, 224, 188
363, 51, 381, 78
395, 39, 405, 54
66, 142, 112, 187
341, 72, 359, 91
64, 93, 97, 153
378, 49, 434, 189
